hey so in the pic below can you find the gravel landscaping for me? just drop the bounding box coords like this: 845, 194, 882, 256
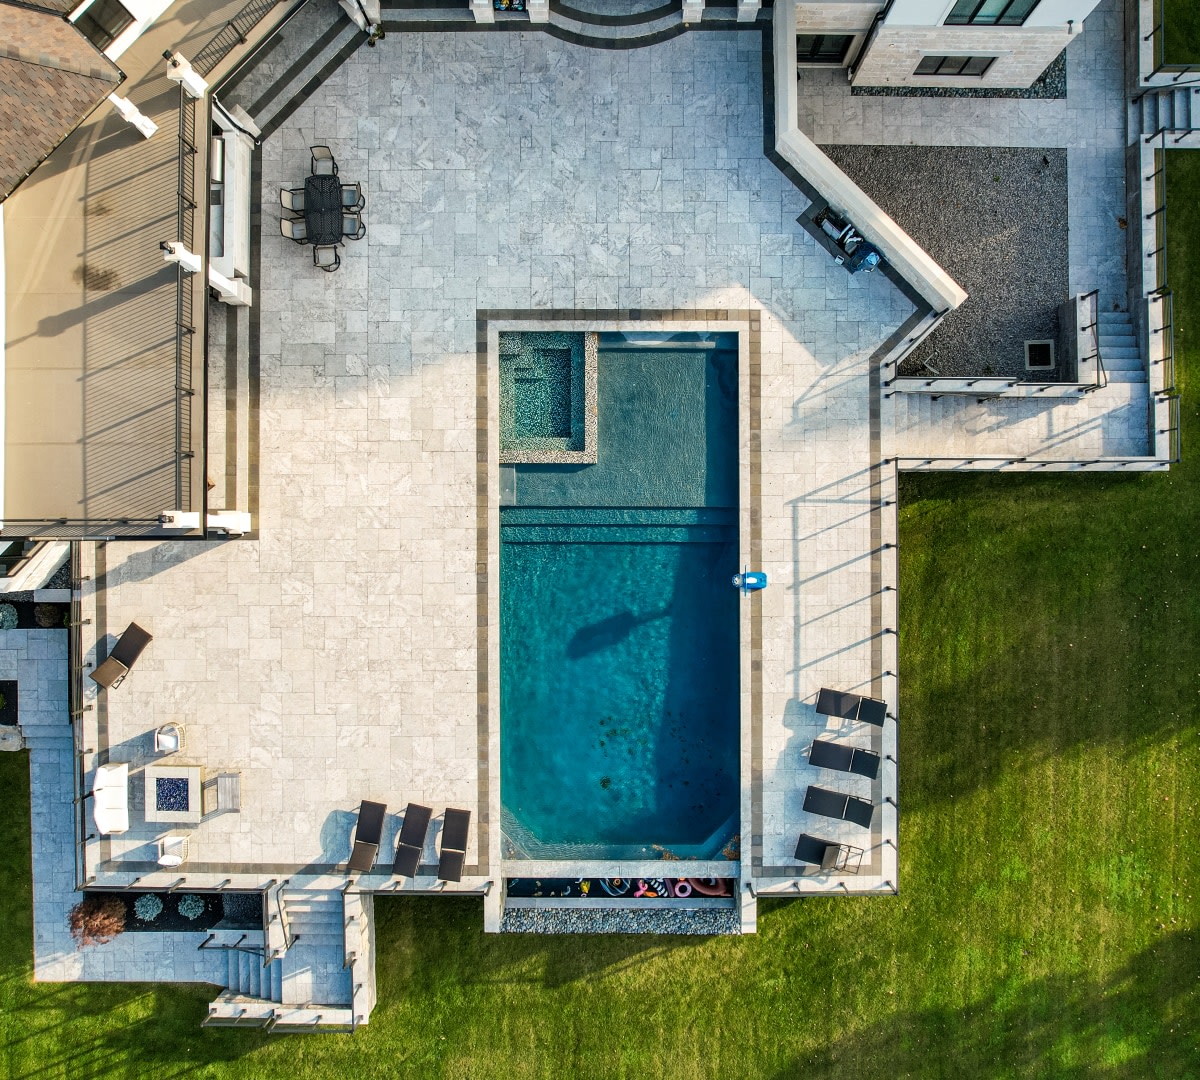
823, 144, 1070, 378
500, 907, 741, 934
852, 52, 1066, 99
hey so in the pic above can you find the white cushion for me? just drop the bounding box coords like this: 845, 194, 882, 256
92, 763, 129, 835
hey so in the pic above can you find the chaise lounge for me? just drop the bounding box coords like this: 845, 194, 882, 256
392, 802, 432, 877
348, 800, 387, 873
438, 808, 471, 882
794, 833, 864, 874
89, 623, 153, 689
815, 687, 887, 727
803, 784, 874, 828
809, 738, 881, 779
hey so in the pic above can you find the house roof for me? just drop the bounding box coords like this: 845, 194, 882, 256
0, 4, 122, 201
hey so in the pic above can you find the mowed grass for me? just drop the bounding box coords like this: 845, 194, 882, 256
1165, 0, 1200, 65
3, 179, 1200, 1080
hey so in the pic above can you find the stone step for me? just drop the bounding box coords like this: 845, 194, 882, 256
1105, 368, 1147, 383
221, 0, 365, 136
546, 1, 685, 47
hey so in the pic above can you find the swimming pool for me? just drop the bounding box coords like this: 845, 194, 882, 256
500, 334, 741, 861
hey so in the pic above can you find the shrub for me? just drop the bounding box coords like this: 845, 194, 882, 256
177, 894, 205, 920
0, 604, 17, 631
133, 893, 164, 922
68, 896, 126, 947
34, 604, 61, 628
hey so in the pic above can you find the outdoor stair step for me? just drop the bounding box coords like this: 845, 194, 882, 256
1100, 353, 1143, 368
1105, 368, 1147, 383
546, 2, 684, 47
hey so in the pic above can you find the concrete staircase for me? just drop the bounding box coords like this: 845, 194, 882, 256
278, 887, 353, 1007
1140, 85, 1200, 145
546, 2, 686, 46
1097, 311, 1145, 384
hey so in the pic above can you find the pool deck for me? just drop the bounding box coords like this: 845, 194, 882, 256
69, 28, 909, 913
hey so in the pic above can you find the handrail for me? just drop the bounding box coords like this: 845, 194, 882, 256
192, 0, 290, 77
69, 542, 89, 891
1153, 289, 1176, 393
1144, 0, 1200, 81
211, 0, 313, 92
173, 86, 196, 514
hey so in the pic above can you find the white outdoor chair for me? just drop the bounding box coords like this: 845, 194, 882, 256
157, 834, 189, 867
313, 244, 341, 272
154, 722, 184, 754
310, 144, 338, 175
91, 763, 129, 835
280, 187, 305, 212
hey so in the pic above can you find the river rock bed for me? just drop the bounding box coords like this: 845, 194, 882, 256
501, 907, 741, 935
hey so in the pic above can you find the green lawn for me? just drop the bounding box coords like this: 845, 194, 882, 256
1164, 0, 1200, 66
4, 166, 1200, 1080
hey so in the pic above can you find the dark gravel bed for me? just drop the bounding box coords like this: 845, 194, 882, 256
501, 907, 741, 935
823, 144, 1069, 379
852, 52, 1065, 100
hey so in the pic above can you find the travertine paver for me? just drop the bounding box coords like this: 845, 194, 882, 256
81, 29, 911, 902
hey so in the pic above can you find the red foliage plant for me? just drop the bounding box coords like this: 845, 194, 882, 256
68, 895, 126, 947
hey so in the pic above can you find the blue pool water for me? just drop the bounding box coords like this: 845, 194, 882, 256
500, 337, 740, 860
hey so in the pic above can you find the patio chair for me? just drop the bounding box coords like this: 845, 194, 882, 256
392, 802, 433, 877
157, 834, 189, 867
438, 808, 471, 882
91, 763, 129, 835
342, 212, 366, 240
313, 244, 340, 272
814, 687, 888, 726
340, 182, 365, 210
201, 772, 241, 817
89, 622, 153, 689
280, 187, 305, 212
803, 784, 874, 829
281, 217, 308, 244
348, 800, 387, 873
794, 833, 863, 874
154, 722, 184, 754
810, 738, 880, 780
310, 144, 338, 175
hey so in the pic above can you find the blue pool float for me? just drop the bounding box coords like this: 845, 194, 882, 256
732, 570, 767, 594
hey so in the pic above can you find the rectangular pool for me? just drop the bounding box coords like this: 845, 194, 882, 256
499, 333, 741, 862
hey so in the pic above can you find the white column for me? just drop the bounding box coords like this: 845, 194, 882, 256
338, 0, 369, 32
469, 0, 494, 23
736, 0, 759, 22
164, 51, 208, 98
208, 266, 253, 307
682, 0, 704, 22
108, 94, 157, 138
527, 0, 548, 22
161, 241, 202, 274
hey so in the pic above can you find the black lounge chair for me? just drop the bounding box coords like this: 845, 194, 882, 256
392, 802, 432, 877
438, 808, 471, 882
815, 687, 888, 726
794, 833, 864, 874
810, 739, 881, 779
89, 622, 153, 689
803, 785, 874, 829
348, 800, 387, 873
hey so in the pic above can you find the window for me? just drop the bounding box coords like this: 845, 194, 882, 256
796, 34, 854, 65
73, 0, 135, 52
946, 0, 1039, 26
914, 54, 996, 77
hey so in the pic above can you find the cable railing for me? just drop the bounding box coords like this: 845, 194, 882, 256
174, 88, 198, 513
192, 0, 285, 77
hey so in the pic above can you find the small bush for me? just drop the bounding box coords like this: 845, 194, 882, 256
177, 894, 205, 920
0, 604, 17, 631
133, 894, 164, 922
68, 896, 126, 947
34, 604, 61, 628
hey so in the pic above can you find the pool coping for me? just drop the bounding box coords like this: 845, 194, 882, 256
479, 309, 757, 915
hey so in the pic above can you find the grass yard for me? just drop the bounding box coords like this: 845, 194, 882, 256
3, 147, 1200, 1080
1164, 0, 1200, 66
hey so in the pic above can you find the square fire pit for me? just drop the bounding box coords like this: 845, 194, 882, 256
144, 764, 203, 823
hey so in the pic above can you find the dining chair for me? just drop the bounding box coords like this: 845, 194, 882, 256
313, 244, 341, 272
281, 217, 308, 244
280, 187, 305, 212
342, 212, 366, 240
310, 145, 338, 175
340, 182, 365, 211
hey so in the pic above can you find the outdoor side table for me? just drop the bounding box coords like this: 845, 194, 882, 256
304, 174, 343, 245
144, 763, 204, 823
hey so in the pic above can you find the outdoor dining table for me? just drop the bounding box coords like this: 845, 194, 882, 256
304, 173, 342, 245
